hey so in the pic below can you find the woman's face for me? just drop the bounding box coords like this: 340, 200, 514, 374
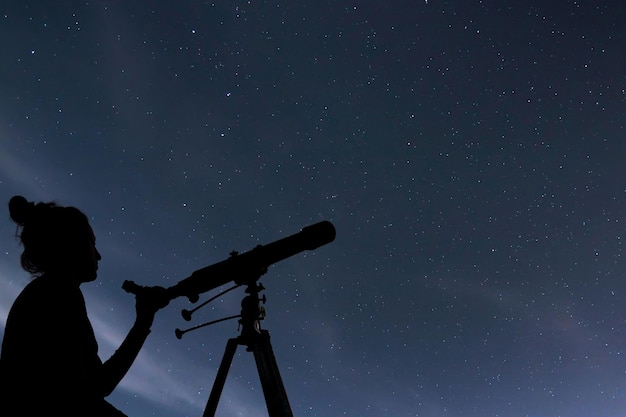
66, 224, 101, 283
81, 225, 101, 282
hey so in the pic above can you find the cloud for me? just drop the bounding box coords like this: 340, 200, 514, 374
87, 298, 209, 415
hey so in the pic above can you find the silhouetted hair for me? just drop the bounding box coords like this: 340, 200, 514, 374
8, 195, 90, 275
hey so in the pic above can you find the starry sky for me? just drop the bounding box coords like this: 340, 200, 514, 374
1, 1, 626, 416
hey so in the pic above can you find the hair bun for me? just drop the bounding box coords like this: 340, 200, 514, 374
9, 195, 35, 226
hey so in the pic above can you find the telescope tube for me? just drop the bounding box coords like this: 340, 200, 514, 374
124, 221, 336, 301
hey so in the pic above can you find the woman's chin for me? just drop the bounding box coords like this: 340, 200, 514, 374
77, 269, 98, 283
84, 272, 98, 282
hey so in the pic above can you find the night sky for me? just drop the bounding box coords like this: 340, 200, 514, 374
1, 1, 626, 416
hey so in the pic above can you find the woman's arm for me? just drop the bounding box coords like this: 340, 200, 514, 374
98, 285, 169, 396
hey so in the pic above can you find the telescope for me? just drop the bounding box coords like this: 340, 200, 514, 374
123, 220, 335, 417
123, 220, 336, 302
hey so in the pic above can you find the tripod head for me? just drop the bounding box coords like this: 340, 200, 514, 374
173, 281, 267, 340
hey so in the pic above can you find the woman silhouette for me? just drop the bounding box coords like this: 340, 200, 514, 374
0, 196, 169, 416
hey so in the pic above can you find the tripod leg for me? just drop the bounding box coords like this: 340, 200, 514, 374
203, 338, 239, 417
252, 330, 294, 417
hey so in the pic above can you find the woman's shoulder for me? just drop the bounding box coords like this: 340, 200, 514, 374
6, 275, 87, 335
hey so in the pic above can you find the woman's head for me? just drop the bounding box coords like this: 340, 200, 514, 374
8, 195, 101, 281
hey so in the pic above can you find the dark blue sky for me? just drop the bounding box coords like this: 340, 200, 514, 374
1, 1, 626, 416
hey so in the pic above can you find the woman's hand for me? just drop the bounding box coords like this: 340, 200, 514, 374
133, 285, 170, 328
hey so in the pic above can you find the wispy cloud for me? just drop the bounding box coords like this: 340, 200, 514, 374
87, 299, 208, 415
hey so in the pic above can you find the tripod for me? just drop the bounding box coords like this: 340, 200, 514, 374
202, 282, 294, 417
